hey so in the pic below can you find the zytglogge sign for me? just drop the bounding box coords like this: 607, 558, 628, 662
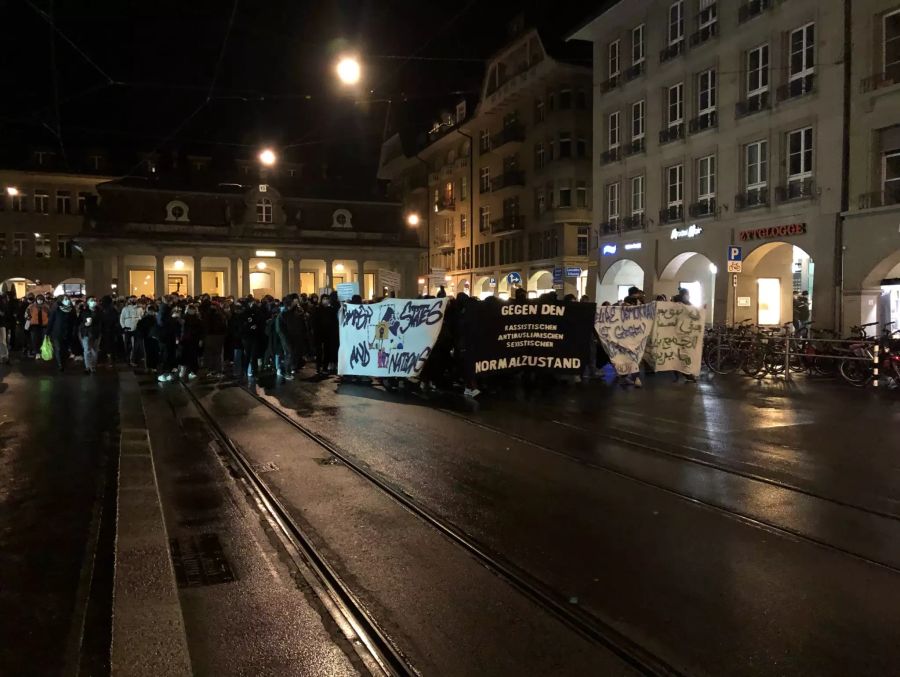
739, 222, 806, 241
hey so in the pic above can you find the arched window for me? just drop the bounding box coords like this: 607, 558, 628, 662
256, 198, 272, 224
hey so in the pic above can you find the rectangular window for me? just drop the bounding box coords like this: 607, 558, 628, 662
256, 199, 272, 223
536, 98, 545, 122
787, 127, 813, 180
668, 83, 684, 127
746, 139, 768, 190
34, 191, 49, 214
632, 100, 645, 140
698, 0, 717, 31
77, 192, 91, 214
698, 69, 716, 114
698, 155, 716, 200
609, 39, 620, 78
56, 191, 71, 215
576, 138, 588, 158
608, 112, 620, 150
789, 23, 816, 84
461, 176, 468, 200
559, 187, 572, 208
631, 175, 645, 215
667, 164, 684, 207
536, 188, 546, 214
535, 143, 545, 169
460, 213, 467, 237
885, 10, 900, 81
559, 133, 572, 158
58, 235, 74, 258
11, 193, 25, 212
480, 167, 491, 192
607, 183, 620, 220
577, 227, 590, 256
576, 181, 588, 208
480, 129, 491, 153
575, 89, 587, 109
669, 1, 684, 45
632, 24, 645, 65
35, 234, 51, 258
747, 44, 769, 97
479, 205, 490, 231
559, 89, 572, 109
884, 149, 900, 196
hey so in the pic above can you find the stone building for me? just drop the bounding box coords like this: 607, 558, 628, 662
78, 176, 420, 299
378, 27, 595, 299
571, 0, 845, 327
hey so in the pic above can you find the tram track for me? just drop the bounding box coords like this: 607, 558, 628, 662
176, 380, 417, 677
429, 404, 900, 575
192, 379, 685, 677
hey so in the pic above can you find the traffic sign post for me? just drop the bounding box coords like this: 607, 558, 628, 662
727, 246, 742, 326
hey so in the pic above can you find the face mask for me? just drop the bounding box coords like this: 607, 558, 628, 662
62, 298, 71, 307
36, 299, 44, 305
87, 300, 97, 310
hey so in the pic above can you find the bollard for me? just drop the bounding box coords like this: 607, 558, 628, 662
873, 343, 880, 388
784, 335, 791, 381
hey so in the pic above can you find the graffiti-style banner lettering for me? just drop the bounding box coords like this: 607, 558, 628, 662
338, 298, 448, 377
646, 302, 706, 377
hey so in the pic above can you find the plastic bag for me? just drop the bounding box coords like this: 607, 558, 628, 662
41, 336, 53, 361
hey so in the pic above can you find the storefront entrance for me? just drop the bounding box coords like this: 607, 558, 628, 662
733, 242, 814, 326
597, 260, 645, 303
658, 253, 716, 319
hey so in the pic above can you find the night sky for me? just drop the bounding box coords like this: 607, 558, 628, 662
2, 0, 600, 191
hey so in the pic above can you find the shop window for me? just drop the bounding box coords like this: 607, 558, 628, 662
129, 270, 155, 297
757, 278, 781, 325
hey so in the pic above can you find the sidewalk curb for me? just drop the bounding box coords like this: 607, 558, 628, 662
111, 371, 192, 676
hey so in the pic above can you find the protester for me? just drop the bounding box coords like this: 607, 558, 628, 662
120, 296, 144, 366
26, 294, 50, 360
0, 293, 11, 365
46, 296, 77, 372
78, 296, 102, 374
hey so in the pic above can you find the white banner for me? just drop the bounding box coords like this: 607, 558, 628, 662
646, 302, 705, 376
338, 298, 448, 377
595, 303, 656, 375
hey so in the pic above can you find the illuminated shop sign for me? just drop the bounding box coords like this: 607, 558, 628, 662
623, 242, 642, 250
601, 244, 617, 255
670, 224, 703, 240
739, 223, 807, 242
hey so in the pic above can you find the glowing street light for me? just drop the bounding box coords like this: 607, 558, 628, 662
406, 212, 420, 227
336, 56, 361, 85
258, 148, 277, 167
6, 186, 19, 196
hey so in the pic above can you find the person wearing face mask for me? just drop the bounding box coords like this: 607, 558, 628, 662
119, 296, 144, 367
0, 292, 11, 365
27, 294, 51, 360
177, 304, 203, 379
78, 297, 102, 374
47, 296, 77, 371
134, 304, 159, 371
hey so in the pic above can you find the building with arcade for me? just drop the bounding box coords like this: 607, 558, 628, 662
571, 0, 846, 327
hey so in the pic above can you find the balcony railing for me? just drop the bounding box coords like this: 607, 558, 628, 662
623, 213, 645, 231
601, 218, 621, 235
735, 91, 770, 118
433, 196, 456, 213
479, 182, 491, 195
688, 110, 718, 134
659, 40, 684, 64
689, 22, 717, 48
775, 178, 816, 203
659, 123, 684, 145
777, 74, 816, 102
490, 124, 526, 150
858, 189, 900, 209
735, 187, 769, 210
689, 198, 716, 218
491, 170, 525, 191
624, 138, 646, 156
659, 205, 684, 224
434, 233, 454, 249
490, 215, 525, 235
600, 75, 620, 93
600, 147, 621, 164
860, 70, 900, 93
738, 0, 771, 24
624, 62, 644, 82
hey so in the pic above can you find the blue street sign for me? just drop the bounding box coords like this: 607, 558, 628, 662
727, 245, 743, 262
565, 267, 583, 277
552, 266, 563, 283
506, 271, 522, 285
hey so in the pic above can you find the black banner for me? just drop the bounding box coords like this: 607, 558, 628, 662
467, 301, 596, 375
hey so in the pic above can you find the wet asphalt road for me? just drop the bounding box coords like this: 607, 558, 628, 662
225, 370, 900, 676
0, 362, 119, 676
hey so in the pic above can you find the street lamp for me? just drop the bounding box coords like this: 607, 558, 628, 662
336, 56, 361, 85
6, 187, 19, 196
258, 148, 277, 167
406, 212, 420, 227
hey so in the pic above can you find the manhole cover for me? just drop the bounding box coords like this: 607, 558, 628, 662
170, 533, 236, 587
252, 461, 279, 473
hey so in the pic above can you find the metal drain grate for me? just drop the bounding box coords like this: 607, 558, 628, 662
170, 533, 236, 587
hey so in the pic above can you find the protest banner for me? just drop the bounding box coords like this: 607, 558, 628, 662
336, 281, 359, 302
595, 303, 656, 375
468, 301, 595, 375
646, 302, 705, 376
338, 298, 448, 377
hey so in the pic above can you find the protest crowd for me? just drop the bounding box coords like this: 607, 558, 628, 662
0, 282, 701, 396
